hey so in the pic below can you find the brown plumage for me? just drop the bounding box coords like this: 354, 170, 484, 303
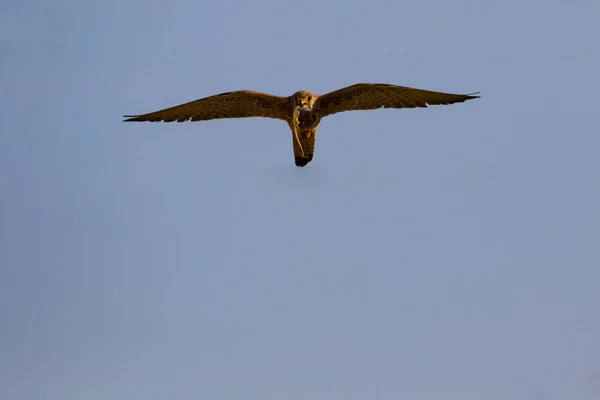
123, 83, 480, 167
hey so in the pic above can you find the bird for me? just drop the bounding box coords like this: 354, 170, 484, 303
123, 83, 480, 167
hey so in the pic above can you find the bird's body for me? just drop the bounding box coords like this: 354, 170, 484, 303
124, 83, 480, 167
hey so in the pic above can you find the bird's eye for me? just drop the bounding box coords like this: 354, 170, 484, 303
308, 96, 312, 101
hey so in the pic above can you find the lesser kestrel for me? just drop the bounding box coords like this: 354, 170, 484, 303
123, 83, 480, 167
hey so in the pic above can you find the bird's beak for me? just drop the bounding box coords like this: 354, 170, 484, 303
301, 103, 311, 111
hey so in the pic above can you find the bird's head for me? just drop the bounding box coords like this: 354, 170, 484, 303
293, 90, 317, 111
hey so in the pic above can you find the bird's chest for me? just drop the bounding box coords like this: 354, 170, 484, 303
291, 110, 320, 131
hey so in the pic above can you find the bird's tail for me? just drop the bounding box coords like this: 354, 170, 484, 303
292, 129, 317, 167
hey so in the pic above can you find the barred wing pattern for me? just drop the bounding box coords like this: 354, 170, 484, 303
315, 83, 480, 118
123, 90, 291, 123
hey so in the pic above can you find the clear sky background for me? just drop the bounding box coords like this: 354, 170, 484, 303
1, 1, 599, 399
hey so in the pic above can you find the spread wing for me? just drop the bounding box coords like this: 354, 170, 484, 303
123, 90, 290, 122
314, 83, 480, 118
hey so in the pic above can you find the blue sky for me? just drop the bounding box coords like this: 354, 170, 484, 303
1, 1, 599, 399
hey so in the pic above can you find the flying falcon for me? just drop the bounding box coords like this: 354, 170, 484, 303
123, 83, 480, 167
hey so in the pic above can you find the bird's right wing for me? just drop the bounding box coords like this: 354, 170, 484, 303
314, 83, 480, 118
123, 90, 291, 122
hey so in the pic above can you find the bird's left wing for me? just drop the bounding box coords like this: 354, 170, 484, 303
123, 90, 290, 122
314, 83, 480, 118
